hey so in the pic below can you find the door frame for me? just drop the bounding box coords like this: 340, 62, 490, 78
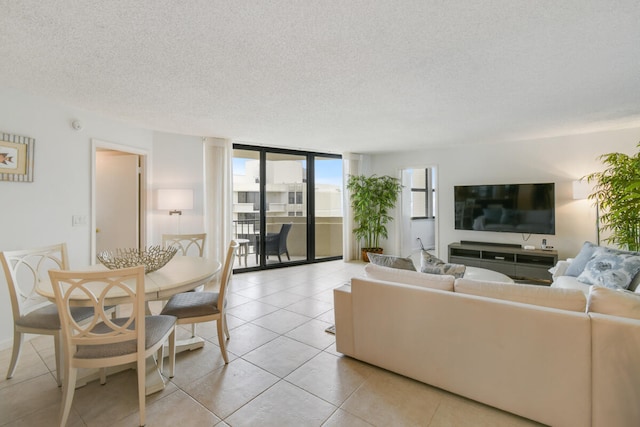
91, 139, 149, 263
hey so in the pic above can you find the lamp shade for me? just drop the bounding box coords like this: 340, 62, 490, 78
572, 180, 590, 200
157, 189, 193, 213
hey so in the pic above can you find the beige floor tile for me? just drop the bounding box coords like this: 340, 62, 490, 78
0, 342, 51, 390
315, 308, 335, 323
321, 408, 374, 427
223, 322, 279, 356
251, 309, 311, 334
243, 336, 320, 378
224, 292, 253, 308
169, 342, 234, 389
430, 393, 545, 427
226, 300, 280, 321
341, 368, 443, 426
72, 370, 177, 426
232, 283, 282, 300
286, 352, 375, 406
182, 358, 278, 419
285, 318, 336, 349
111, 389, 220, 427
284, 298, 333, 317
225, 380, 336, 427
257, 290, 307, 308
0, 373, 61, 424
2, 402, 86, 427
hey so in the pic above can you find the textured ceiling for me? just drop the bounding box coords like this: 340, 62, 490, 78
1, 1, 640, 153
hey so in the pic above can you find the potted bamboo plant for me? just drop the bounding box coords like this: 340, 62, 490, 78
347, 174, 402, 261
584, 142, 640, 251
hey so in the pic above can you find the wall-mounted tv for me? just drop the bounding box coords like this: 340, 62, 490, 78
454, 183, 555, 235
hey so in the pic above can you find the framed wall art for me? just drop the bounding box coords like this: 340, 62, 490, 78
0, 132, 35, 182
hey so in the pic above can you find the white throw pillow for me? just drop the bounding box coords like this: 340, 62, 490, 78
364, 263, 454, 291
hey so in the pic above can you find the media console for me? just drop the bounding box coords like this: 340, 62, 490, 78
448, 242, 558, 283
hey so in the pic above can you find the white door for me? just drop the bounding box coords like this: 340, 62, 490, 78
95, 150, 140, 254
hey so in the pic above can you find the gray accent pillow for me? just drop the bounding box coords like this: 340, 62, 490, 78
420, 250, 444, 267
367, 253, 416, 271
421, 263, 466, 278
577, 248, 640, 290
566, 241, 598, 277
420, 250, 466, 278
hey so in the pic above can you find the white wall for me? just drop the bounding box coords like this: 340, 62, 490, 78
150, 131, 205, 244
0, 87, 155, 349
367, 127, 640, 261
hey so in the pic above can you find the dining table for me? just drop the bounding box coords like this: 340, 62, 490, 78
36, 255, 222, 395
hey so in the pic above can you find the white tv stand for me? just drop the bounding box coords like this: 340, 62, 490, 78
448, 242, 558, 283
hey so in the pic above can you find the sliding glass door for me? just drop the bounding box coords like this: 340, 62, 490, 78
232, 145, 342, 270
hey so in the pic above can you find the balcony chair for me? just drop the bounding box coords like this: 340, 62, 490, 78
1, 243, 95, 386
160, 240, 239, 363
256, 223, 292, 263
49, 265, 176, 427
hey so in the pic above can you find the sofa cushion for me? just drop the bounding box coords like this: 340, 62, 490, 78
367, 253, 416, 271
420, 250, 466, 278
577, 248, 640, 290
587, 286, 640, 320
454, 278, 587, 312
363, 263, 454, 291
565, 241, 598, 277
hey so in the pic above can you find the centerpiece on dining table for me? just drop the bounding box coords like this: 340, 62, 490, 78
97, 245, 178, 274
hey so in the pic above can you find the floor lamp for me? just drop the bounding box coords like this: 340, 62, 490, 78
572, 180, 600, 245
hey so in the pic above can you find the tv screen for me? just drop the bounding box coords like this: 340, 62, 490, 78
454, 183, 555, 235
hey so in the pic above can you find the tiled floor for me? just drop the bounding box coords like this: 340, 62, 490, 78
0, 260, 543, 426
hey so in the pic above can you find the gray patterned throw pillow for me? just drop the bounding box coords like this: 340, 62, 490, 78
367, 253, 416, 271
577, 248, 640, 290
420, 250, 466, 278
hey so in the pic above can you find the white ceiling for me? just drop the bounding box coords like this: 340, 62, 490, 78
1, 1, 640, 153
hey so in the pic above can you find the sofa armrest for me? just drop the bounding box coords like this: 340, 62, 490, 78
333, 284, 354, 356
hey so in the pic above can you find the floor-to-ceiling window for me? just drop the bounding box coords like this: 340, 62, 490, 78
232, 145, 342, 270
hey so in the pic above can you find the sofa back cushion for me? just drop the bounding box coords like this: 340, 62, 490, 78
366, 253, 416, 271
364, 263, 454, 291
587, 286, 640, 320
454, 278, 587, 312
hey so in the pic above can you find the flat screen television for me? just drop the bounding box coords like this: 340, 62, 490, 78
454, 183, 555, 235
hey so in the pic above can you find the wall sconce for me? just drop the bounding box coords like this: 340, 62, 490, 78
157, 189, 194, 215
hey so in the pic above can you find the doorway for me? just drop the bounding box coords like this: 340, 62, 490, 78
232, 145, 343, 270
91, 139, 148, 262
400, 166, 438, 261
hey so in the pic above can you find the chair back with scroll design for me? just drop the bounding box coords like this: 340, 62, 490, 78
1, 243, 94, 386
49, 265, 176, 427
162, 233, 206, 257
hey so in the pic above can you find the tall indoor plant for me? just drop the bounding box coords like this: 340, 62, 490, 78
347, 174, 402, 261
584, 142, 640, 251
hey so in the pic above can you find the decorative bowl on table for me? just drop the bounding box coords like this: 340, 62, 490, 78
97, 245, 178, 274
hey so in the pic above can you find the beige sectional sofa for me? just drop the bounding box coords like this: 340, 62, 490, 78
333, 263, 640, 427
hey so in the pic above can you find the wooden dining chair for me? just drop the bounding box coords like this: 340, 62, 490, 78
160, 240, 239, 363
161, 233, 207, 337
49, 265, 177, 427
0, 243, 95, 386
162, 233, 206, 257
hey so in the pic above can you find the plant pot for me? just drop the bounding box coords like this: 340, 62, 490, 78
362, 248, 383, 262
